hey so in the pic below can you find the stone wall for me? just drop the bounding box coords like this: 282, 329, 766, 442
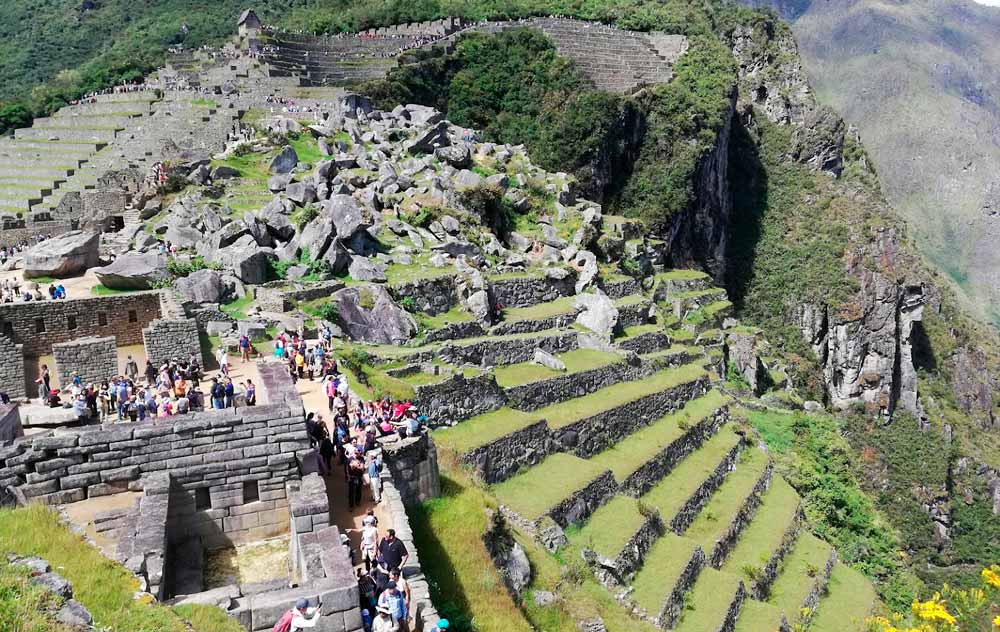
657, 546, 705, 628
489, 311, 579, 336
708, 462, 772, 568
143, 318, 202, 366
616, 330, 672, 353
668, 437, 743, 534
0, 361, 306, 548
52, 336, 116, 388
287, 473, 330, 535
0, 335, 25, 400
81, 190, 128, 221
490, 272, 576, 309
463, 420, 550, 484
601, 277, 642, 300
547, 470, 618, 528
586, 512, 664, 587
504, 356, 643, 412
423, 320, 484, 342
0, 404, 22, 444
390, 275, 458, 316
438, 330, 578, 367
254, 280, 345, 313
752, 507, 802, 600
616, 300, 654, 330
0, 291, 163, 356
379, 432, 441, 506
0, 221, 74, 248
413, 373, 506, 427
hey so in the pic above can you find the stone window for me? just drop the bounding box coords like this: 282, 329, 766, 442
98, 312, 108, 326
34, 318, 45, 334
243, 480, 260, 503
67, 315, 77, 331
128, 310, 138, 323
195, 487, 211, 510
2, 321, 12, 339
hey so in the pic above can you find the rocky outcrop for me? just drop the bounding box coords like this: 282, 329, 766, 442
482, 512, 532, 599
798, 228, 925, 415
93, 251, 170, 290
24, 231, 100, 278
331, 285, 416, 344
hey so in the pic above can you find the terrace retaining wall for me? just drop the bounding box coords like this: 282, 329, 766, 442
708, 462, 773, 568
0, 221, 74, 248
390, 275, 458, 316
463, 420, 551, 484
547, 470, 618, 527
489, 272, 576, 309
669, 437, 744, 534
380, 431, 441, 505
414, 373, 506, 427
439, 330, 578, 366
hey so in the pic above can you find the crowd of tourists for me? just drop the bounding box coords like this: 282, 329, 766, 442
37, 351, 256, 422
1, 279, 67, 303
0, 235, 49, 264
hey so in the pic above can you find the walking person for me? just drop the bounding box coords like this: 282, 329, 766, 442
216, 346, 229, 376
124, 355, 139, 381
210, 377, 225, 410
239, 333, 251, 363
347, 454, 365, 509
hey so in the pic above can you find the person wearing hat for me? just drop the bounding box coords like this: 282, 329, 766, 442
372, 605, 398, 632
377, 580, 408, 632
430, 619, 449, 632
273, 597, 320, 631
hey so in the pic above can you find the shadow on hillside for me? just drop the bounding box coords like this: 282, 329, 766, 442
724, 119, 767, 312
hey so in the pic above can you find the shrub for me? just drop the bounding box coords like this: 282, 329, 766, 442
290, 204, 320, 230
166, 255, 220, 277
399, 296, 417, 312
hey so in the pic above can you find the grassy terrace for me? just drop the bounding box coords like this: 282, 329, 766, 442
639, 426, 743, 526
629, 533, 700, 615
721, 476, 800, 580
809, 563, 877, 631
733, 599, 786, 632
654, 269, 710, 282
684, 447, 769, 556
766, 532, 832, 616
588, 389, 729, 481
674, 567, 742, 632
435, 362, 710, 453
666, 288, 728, 300
704, 300, 733, 316
566, 496, 647, 559
501, 295, 577, 322
416, 305, 474, 331
493, 349, 622, 388
617, 323, 661, 340
492, 453, 608, 521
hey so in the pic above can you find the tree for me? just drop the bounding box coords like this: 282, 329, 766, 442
0, 102, 30, 133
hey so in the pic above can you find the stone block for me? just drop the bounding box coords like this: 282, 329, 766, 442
31, 435, 79, 450
39, 488, 86, 504
101, 465, 140, 483
26, 468, 66, 483
250, 588, 319, 631
60, 472, 100, 489
35, 456, 83, 473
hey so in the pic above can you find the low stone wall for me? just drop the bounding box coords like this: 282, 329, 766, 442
288, 472, 330, 535
0, 291, 163, 356
668, 436, 743, 533
0, 361, 306, 547
439, 330, 578, 366
753, 507, 802, 600
124, 472, 171, 599
505, 356, 644, 412
143, 318, 202, 366
657, 545, 705, 628
0, 335, 25, 400
489, 272, 576, 309
721, 582, 748, 632
601, 277, 642, 300
547, 470, 618, 528
801, 548, 837, 615
254, 280, 345, 313
463, 420, 550, 484
555, 376, 712, 458
380, 462, 441, 631
413, 373, 506, 427
0, 221, 74, 248
379, 432, 441, 505
589, 512, 664, 586
390, 275, 458, 316
616, 300, 654, 330
0, 404, 23, 444
708, 462, 772, 568
489, 311, 579, 336
52, 336, 116, 388
423, 320, 484, 342
617, 330, 672, 353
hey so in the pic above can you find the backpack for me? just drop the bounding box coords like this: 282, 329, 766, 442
272, 609, 295, 632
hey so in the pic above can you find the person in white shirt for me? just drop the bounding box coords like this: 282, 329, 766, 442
373, 606, 398, 632
290, 598, 320, 630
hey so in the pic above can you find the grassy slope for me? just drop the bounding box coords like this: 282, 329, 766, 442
0, 504, 243, 632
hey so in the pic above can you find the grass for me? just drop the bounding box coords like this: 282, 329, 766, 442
190, 98, 217, 108
0, 561, 73, 631
766, 532, 832, 617
732, 599, 786, 632
639, 425, 742, 524
809, 562, 877, 632
684, 446, 769, 555
221, 294, 254, 320
0, 504, 241, 632
501, 296, 577, 322
416, 306, 474, 331
704, 300, 732, 316
674, 567, 743, 632
617, 323, 661, 340
629, 533, 700, 615
433, 407, 540, 453
493, 349, 622, 388
566, 495, 647, 559
588, 389, 730, 481
491, 453, 608, 521
721, 475, 801, 581
655, 269, 709, 281
91, 283, 137, 296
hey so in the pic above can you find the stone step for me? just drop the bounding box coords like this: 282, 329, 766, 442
15, 126, 121, 143
0, 166, 74, 179
766, 532, 835, 625
720, 475, 802, 600
674, 567, 746, 632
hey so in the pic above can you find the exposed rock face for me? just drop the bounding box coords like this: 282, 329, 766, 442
725, 330, 767, 396
797, 228, 925, 414
947, 346, 998, 429
331, 285, 416, 344
174, 269, 232, 304
575, 291, 619, 339
24, 231, 100, 278
482, 512, 532, 599
93, 252, 170, 290
729, 23, 814, 127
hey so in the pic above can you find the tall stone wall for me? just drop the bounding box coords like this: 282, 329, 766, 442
489, 272, 576, 309
143, 318, 202, 366
0, 360, 307, 548
0, 291, 163, 356
0, 404, 22, 444
0, 335, 25, 400
380, 432, 441, 506
0, 221, 74, 248
52, 336, 117, 388
389, 275, 458, 315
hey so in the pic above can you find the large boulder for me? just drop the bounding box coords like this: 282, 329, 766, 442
269, 146, 299, 174
24, 231, 100, 278
575, 291, 619, 339
347, 256, 387, 282
325, 194, 369, 240
164, 224, 203, 250
93, 252, 170, 290
212, 236, 275, 285
175, 269, 231, 304
331, 285, 416, 344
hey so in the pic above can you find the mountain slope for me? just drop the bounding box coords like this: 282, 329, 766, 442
739, 0, 1000, 324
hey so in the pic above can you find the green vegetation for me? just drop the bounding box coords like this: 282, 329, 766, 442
566, 495, 647, 559
502, 296, 578, 323
220, 294, 254, 320
492, 349, 622, 388
91, 283, 136, 296
684, 446, 768, 554
492, 453, 608, 521
674, 568, 742, 632
766, 532, 831, 616
721, 475, 800, 581
166, 255, 221, 277
629, 532, 700, 615
0, 561, 72, 631
0, 504, 242, 632
809, 563, 878, 632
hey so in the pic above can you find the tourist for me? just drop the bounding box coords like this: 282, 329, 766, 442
273, 597, 321, 630
124, 355, 139, 381
360, 518, 378, 572
145, 359, 156, 384
358, 569, 377, 613
217, 346, 229, 376
429, 619, 449, 632
377, 529, 408, 573
245, 379, 256, 406
239, 333, 251, 362
41, 364, 51, 393
224, 377, 235, 408
47, 389, 62, 408
367, 453, 381, 503
377, 581, 408, 632
389, 569, 411, 625
210, 377, 225, 409
347, 453, 366, 509
72, 394, 89, 422
372, 605, 397, 632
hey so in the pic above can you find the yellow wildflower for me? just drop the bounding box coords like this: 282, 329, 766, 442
992, 614, 1000, 628
911, 593, 957, 626
983, 566, 1000, 589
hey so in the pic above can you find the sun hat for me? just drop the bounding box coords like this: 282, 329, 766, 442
377, 605, 391, 614
295, 598, 309, 610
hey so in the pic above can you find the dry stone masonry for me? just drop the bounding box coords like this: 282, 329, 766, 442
52, 336, 117, 389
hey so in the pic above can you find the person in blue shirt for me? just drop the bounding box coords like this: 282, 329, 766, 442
376, 582, 407, 631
